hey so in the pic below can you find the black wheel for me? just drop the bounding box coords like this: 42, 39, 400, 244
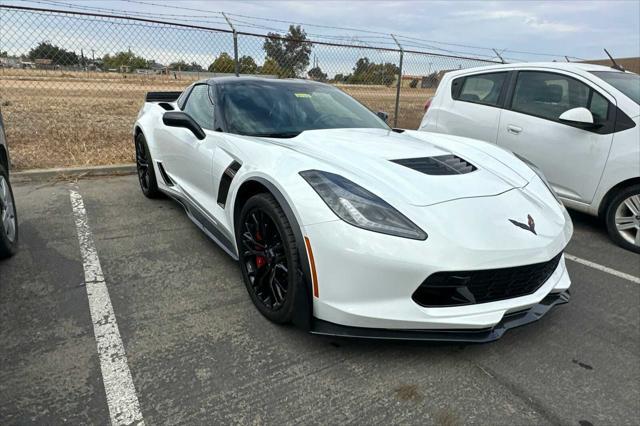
135, 132, 161, 198
0, 163, 18, 259
237, 193, 300, 324
605, 184, 640, 253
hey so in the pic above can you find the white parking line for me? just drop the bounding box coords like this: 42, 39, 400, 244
565, 253, 640, 284
69, 188, 145, 426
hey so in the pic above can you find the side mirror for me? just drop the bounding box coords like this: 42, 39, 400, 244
162, 111, 206, 140
376, 111, 389, 123
558, 107, 595, 128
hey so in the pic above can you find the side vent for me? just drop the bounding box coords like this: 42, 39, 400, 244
392, 155, 477, 176
158, 102, 174, 111
156, 161, 174, 186
217, 161, 242, 208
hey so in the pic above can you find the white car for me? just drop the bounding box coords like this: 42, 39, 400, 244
419, 62, 640, 253
134, 77, 573, 342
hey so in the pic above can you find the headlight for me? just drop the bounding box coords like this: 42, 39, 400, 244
514, 154, 562, 204
299, 170, 427, 240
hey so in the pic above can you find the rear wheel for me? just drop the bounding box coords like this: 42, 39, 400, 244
605, 184, 640, 253
237, 193, 299, 324
135, 132, 161, 198
0, 163, 18, 259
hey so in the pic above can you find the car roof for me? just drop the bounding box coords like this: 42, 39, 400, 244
446, 61, 628, 76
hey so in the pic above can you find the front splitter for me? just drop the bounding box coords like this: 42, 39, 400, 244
310, 291, 570, 343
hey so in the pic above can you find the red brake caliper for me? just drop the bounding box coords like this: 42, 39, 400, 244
255, 231, 266, 268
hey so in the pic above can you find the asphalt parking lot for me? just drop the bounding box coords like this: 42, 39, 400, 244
1, 174, 638, 425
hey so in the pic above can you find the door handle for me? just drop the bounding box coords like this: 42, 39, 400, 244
507, 125, 522, 135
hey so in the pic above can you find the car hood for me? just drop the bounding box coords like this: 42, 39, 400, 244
269, 128, 532, 207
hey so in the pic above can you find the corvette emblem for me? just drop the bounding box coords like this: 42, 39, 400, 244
509, 214, 536, 235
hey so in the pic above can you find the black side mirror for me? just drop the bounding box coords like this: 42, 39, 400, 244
376, 111, 389, 123
162, 111, 206, 140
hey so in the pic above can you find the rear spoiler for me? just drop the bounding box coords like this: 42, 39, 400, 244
145, 91, 182, 102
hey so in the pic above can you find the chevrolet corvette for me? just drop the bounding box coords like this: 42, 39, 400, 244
133, 77, 573, 342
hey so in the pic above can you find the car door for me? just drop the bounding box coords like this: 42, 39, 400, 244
170, 83, 222, 210
434, 71, 509, 143
496, 70, 615, 204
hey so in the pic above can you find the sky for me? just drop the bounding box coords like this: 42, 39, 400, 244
1, 0, 639, 74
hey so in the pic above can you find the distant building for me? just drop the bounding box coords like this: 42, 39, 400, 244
34, 58, 54, 69
0, 57, 20, 68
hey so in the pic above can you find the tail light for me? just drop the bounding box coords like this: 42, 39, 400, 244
424, 97, 433, 112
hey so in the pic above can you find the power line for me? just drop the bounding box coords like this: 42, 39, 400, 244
11, 0, 581, 61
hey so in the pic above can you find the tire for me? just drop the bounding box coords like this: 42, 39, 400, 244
236, 193, 300, 324
134, 132, 161, 198
0, 163, 18, 259
604, 184, 640, 253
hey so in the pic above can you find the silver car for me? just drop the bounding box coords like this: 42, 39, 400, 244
0, 108, 18, 258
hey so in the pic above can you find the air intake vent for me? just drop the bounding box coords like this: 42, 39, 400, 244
392, 155, 477, 175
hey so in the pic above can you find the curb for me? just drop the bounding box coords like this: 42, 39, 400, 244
12, 163, 137, 183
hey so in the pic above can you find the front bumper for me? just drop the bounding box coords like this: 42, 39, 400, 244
311, 290, 570, 343
302, 189, 573, 329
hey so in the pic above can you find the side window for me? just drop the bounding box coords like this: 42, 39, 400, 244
511, 71, 609, 124
183, 84, 215, 130
589, 91, 609, 123
452, 72, 507, 107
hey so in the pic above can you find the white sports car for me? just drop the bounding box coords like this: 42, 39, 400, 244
134, 77, 573, 342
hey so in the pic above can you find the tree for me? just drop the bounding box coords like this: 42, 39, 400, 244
307, 66, 327, 82
28, 42, 79, 66
238, 55, 258, 74
102, 51, 148, 70
348, 57, 399, 86
263, 25, 312, 77
169, 60, 203, 72
208, 52, 235, 73
0, 51, 7, 57
259, 57, 282, 76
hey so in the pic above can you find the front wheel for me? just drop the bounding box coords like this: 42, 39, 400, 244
236, 193, 300, 324
605, 185, 640, 253
0, 163, 18, 259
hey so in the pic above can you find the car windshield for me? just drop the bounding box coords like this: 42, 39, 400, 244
590, 71, 640, 105
218, 80, 389, 137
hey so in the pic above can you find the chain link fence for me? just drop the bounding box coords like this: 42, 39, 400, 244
0, 5, 497, 170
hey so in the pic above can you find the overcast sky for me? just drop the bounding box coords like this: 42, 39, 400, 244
4, 0, 639, 63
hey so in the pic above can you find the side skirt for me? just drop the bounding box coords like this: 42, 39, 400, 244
161, 187, 238, 260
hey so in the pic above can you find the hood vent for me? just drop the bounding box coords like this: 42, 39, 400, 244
392, 155, 477, 176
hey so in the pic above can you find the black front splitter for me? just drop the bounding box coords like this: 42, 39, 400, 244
310, 291, 570, 343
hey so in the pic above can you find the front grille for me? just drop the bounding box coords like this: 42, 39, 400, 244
392, 155, 477, 175
412, 252, 563, 307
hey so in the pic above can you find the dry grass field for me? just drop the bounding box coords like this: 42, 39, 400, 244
0, 69, 434, 170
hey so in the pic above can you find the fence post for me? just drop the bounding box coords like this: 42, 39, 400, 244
222, 12, 239, 76
391, 34, 403, 128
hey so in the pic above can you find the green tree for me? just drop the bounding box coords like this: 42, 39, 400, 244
348, 57, 399, 86
263, 25, 312, 77
28, 42, 79, 66
208, 52, 235, 73
307, 66, 327, 82
259, 57, 282, 76
102, 51, 148, 71
0, 51, 7, 57
169, 60, 203, 72
238, 55, 258, 74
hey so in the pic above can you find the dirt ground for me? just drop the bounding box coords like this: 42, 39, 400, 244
0, 69, 434, 170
